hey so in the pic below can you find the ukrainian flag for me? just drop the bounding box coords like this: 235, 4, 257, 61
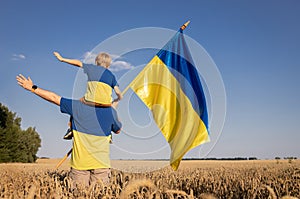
128, 26, 210, 170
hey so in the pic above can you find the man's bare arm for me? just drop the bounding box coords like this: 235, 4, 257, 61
53, 52, 83, 67
16, 74, 61, 106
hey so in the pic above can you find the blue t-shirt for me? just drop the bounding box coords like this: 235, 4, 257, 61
60, 97, 122, 169
60, 98, 121, 136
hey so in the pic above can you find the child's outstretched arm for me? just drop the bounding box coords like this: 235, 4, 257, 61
53, 52, 83, 67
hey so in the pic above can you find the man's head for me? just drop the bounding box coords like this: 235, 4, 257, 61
95, 52, 111, 68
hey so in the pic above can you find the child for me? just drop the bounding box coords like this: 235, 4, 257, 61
54, 51, 122, 139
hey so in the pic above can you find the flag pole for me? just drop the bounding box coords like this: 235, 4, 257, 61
55, 148, 72, 169
180, 20, 190, 30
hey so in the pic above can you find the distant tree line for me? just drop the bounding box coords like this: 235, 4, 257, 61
184, 157, 298, 161
275, 157, 297, 160
0, 103, 41, 163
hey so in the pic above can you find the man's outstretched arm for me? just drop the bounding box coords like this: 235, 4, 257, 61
53, 52, 83, 67
16, 74, 61, 106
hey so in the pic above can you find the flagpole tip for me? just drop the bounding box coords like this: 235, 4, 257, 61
180, 20, 191, 31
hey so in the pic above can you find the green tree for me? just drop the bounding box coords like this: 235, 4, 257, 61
0, 103, 41, 163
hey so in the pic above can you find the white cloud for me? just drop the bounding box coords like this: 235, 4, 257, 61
82, 51, 96, 64
18, 54, 26, 59
110, 60, 134, 72
11, 54, 26, 61
82, 51, 134, 72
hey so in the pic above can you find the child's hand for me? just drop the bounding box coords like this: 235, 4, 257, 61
53, 52, 63, 61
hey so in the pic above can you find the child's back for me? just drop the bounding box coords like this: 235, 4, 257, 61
83, 63, 118, 106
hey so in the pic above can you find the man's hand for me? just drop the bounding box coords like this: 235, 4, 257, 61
16, 74, 61, 105
16, 74, 34, 91
53, 51, 63, 62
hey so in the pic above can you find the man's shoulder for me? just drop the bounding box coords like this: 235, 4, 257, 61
60, 97, 70, 106
60, 98, 81, 106
60, 98, 80, 115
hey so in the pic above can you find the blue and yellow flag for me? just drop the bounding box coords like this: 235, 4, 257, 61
128, 24, 210, 170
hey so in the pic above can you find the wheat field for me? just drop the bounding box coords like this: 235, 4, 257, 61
0, 159, 299, 198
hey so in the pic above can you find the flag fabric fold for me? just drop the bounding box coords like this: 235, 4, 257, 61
128, 29, 209, 170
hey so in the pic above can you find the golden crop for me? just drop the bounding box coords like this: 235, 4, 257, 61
0, 159, 299, 198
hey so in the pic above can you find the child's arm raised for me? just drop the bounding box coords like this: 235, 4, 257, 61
53, 52, 83, 67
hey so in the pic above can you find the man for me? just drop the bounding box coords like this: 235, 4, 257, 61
16, 74, 121, 186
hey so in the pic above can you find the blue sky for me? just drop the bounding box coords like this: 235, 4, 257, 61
0, 0, 299, 160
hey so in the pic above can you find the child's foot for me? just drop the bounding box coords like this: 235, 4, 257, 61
63, 128, 73, 140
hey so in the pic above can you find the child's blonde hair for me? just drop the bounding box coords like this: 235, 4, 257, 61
95, 52, 111, 68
